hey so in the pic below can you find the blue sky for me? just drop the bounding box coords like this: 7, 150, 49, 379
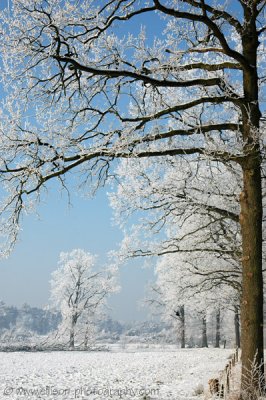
0, 182, 155, 321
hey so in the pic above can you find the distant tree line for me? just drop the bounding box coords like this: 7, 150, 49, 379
0, 300, 245, 348
0, 301, 61, 336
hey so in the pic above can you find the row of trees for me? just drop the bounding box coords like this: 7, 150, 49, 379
0, 0, 265, 396
110, 157, 243, 346
162, 306, 240, 349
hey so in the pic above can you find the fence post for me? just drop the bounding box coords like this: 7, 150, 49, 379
226, 364, 230, 393
210, 349, 240, 399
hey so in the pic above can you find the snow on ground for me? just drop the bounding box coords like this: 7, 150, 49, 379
0, 347, 232, 400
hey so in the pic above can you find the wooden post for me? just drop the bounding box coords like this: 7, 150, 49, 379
226, 365, 230, 393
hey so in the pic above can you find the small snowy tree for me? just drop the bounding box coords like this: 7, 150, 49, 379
50, 249, 118, 349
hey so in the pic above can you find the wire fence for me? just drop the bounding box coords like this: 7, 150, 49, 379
208, 348, 240, 399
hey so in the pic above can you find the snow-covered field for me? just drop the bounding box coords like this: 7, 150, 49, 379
0, 347, 232, 400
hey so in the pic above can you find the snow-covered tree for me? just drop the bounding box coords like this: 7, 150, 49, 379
109, 157, 241, 266
0, 0, 265, 392
155, 249, 240, 345
50, 249, 118, 349
110, 157, 242, 344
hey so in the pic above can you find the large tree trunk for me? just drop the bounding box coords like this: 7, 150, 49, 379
215, 309, 220, 348
240, 163, 264, 394
234, 306, 241, 349
201, 314, 208, 348
240, 7, 264, 395
180, 305, 185, 349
